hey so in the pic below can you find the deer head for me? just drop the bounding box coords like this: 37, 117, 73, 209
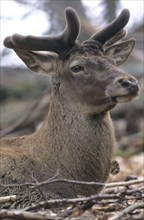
4, 7, 139, 114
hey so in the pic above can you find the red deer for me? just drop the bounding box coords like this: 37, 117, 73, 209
0, 8, 139, 203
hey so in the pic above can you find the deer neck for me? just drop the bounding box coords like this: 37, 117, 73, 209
35, 87, 115, 160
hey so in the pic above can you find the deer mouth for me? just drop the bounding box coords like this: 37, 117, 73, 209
111, 93, 138, 103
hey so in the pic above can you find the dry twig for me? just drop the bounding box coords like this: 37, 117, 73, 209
1, 177, 144, 189
0, 209, 62, 220
0, 195, 16, 204
109, 202, 144, 220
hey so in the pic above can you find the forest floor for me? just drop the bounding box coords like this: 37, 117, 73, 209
0, 153, 143, 220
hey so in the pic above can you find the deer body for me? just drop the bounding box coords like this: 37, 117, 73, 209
0, 8, 139, 202
1, 62, 115, 197
1, 106, 114, 198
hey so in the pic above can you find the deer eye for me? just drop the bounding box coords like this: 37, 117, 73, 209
71, 65, 83, 73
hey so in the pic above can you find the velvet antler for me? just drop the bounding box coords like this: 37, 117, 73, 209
3, 7, 80, 57
89, 9, 130, 45
4, 8, 130, 57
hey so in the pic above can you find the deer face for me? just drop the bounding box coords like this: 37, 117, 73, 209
69, 59, 138, 106
55, 41, 139, 110
3, 7, 139, 110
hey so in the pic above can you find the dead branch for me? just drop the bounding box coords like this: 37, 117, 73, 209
105, 178, 144, 188
24, 188, 144, 212
0, 209, 62, 220
0, 195, 16, 204
1, 177, 143, 219
1, 177, 144, 189
109, 202, 144, 220
24, 194, 121, 211
0, 89, 49, 138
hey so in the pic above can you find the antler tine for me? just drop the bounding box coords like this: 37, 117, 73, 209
3, 7, 80, 57
89, 9, 130, 45
60, 7, 80, 47
104, 29, 127, 47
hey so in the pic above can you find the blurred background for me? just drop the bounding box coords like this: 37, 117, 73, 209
0, 0, 143, 177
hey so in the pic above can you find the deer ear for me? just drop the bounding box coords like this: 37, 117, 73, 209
14, 50, 56, 75
105, 39, 135, 66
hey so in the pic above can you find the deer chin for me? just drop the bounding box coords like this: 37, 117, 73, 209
111, 95, 137, 103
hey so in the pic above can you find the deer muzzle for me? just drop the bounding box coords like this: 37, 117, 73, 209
106, 76, 140, 103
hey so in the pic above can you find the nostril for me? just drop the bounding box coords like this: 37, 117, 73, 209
117, 78, 123, 84
118, 79, 131, 88
129, 84, 140, 93
122, 80, 131, 88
